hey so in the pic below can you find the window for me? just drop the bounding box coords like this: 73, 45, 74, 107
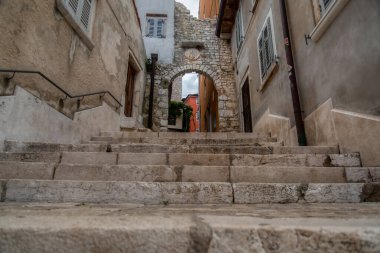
235, 6, 244, 51
310, 0, 350, 42
146, 15, 167, 38
319, 0, 333, 15
57, 0, 96, 49
257, 11, 276, 80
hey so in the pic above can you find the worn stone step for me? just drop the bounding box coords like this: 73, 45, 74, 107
231, 153, 361, 167
54, 164, 229, 182
0, 152, 61, 163
112, 144, 339, 155
61, 152, 117, 165
90, 136, 278, 145
4, 140, 339, 155
4, 141, 108, 153
231, 166, 346, 183
100, 131, 271, 139
272, 145, 340, 154
0, 162, 55, 180
0, 152, 361, 168
233, 183, 380, 204
1, 203, 380, 253
1, 180, 379, 204
2, 180, 233, 204
54, 164, 178, 182
111, 144, 274, 154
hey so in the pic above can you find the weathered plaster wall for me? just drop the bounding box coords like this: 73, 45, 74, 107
230, 0, 380, 165
231, 0, 295, 132
147, 2, 239, 132
0, 87, 119, 151
287, 0, 380, 117
135, 0, 175, 64
0, 0, 147, 142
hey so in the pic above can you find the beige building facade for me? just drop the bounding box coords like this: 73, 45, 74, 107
218, 0, 380, 166
0, 0, 147, 148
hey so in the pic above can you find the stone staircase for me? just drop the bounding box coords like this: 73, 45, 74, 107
0, 132, 380, 252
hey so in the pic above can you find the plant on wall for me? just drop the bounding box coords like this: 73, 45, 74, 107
145, 58, 153, 73
169, 101, 193, 132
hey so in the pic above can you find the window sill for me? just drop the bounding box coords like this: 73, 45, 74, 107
310, 0, 350, 42
259, 61, 279, 92
56, 0, 95, 50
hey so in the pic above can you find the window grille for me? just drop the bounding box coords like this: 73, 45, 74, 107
258, 15, 276, 79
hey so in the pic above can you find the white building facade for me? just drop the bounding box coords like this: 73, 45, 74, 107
135, 0, 175, 64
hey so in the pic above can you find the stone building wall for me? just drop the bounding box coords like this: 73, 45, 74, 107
171, 76, 183, 101
0, 0, 147, 147
145, 2, 239, 132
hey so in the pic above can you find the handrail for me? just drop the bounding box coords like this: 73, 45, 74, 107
0, 68, 122, 108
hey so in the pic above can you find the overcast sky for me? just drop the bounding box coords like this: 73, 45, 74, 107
176, 0, 199, 17
182, 73, 199, 98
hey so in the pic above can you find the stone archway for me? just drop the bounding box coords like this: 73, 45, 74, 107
144, 2, 240, 132
151, 64, 238, 132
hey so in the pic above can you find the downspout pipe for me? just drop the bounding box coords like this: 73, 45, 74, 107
279, 0, 307, 146
148, 54, 158, 129
216, 0, 227, 37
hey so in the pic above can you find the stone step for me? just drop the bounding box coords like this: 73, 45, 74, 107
0, 152, 61, 163
4, 140, 339, 155
233, 183, 380, 204
100, 131, 271, 139
0, 203, 380, 253
111, 144, 339, 154
4, 141, 108, 153
2, 180, 233, 204
2, 161, 378, 183
0, 153, 361, 168
0, 162, 55, 180
90, 136, 279, 145
1, 179, 378, 204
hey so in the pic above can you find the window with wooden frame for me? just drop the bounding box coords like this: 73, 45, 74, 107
57, 0, 96, 49
235, 5, 244, 51
310, 0, 350, 41
257, 10, 277, 82
146, 14, 167, 38
319, 0, 334, 14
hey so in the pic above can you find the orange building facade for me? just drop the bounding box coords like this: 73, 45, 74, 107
183, 94, 199, 132
199, 76, 219, 132
198, 0, 219, 132
199, 0, 219, 19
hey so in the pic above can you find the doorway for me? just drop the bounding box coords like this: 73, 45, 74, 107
242, 78, 252, 132
124, 64, 136, 117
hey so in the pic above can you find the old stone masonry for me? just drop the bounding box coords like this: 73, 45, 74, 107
145, 3, 239, 132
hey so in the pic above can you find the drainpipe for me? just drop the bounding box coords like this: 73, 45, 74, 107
279, 0, 307, 146
148, 54, 158, 129
216, 0, 227, 37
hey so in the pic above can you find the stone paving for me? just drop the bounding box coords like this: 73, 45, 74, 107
1, 203, 380, 253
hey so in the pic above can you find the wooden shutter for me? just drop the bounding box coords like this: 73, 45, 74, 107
80, 0, 93, 31
68, 0, 80, 14
147, 18, 155, 37
267, 18, 274, 67
157, 19, 164, 37
258, 35, 265, 78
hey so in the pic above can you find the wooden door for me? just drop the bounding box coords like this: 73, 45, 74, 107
124, 65, 135, 117
242, 79, 253, 132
